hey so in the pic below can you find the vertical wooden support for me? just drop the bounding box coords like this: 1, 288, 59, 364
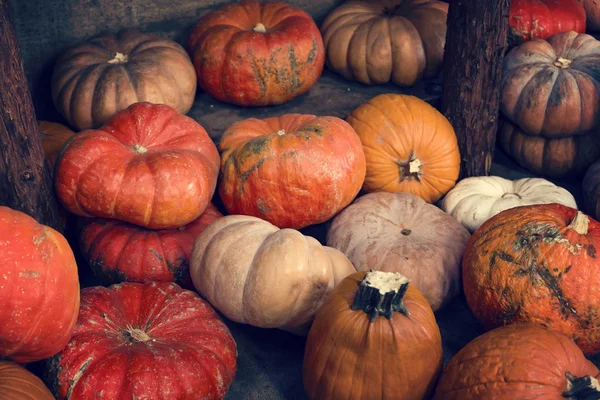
0, 0, 63, 231
441, 0, 511, 178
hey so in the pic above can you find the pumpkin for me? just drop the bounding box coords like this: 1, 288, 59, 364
442, 176, 577, 232
463, 203, 600, 355
39, 121, 76, 171
580, 0, 600, 31
498, 117, 600, 178
0, 361, 54, 400
303, 270, 443, 400
79, 203, 223, 288
190, 215, 356, 335
583, 160, 600, 221
320, 0, 448, 86
347, 94, 460, 203
501, 30, 600, 136
46, 282, 237, 399
51, 29, 197, 131
326, 192, 469, 311
188, 1, 325, 106
0, 206, 80, 363
218, 114, 365, 229
509, 0, 586, 45
55, 102, 220, 230
434, 324, 600, 399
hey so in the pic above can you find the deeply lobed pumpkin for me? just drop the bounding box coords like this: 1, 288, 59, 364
0, 361, 54, 400
218, 114, 365, 229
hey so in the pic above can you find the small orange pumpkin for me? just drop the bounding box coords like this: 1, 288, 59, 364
347, 94, 460, 203
39, 121, 76, 171
0, 361, 54, 400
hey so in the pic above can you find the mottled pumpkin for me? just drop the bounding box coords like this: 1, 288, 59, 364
463, 203, 600, 355
0, 361, 54, 400
435, 324, 600, 399
188, 1, 325, 106
219, 114, 365, 229
347, 94, 460, 203
39, 121, 76, 171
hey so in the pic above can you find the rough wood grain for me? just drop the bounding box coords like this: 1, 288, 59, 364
0, 0, 63, 231
441, 0, 511, 178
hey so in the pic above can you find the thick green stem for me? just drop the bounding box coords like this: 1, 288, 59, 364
350, 270, 410, 322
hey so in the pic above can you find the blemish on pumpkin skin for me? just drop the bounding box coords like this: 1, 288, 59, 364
288, 45, 300, 92
587, 245, 597, 258
19, 270, 40, 278
33, 228, 48, 246
149, 249, 163, 262
238, 158, 265, 189
307, 39, 318, 64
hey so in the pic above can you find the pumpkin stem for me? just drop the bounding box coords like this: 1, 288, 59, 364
276, 129, 285, 136
397, 152, 423, 182
568, 211, 589, 235
563, 372, 600, 399
123, 326, 151, 343
133, 143, 148, 154
553, 57, 573, 69
108, 52, 129, 64
350, 270, 410, 322
501, 192, 522, 199
253, 23, 267, 33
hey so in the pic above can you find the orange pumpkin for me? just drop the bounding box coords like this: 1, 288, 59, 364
463, 203, 600, 355
39, 121, 76, 171
0, 361, 54, 400
347, 94, 460, 203
303, 270, 443, 400
435, 324, 600, 399
218, 114, 366, 229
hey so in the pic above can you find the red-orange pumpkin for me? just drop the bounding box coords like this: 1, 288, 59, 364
219, 114, 366, 229
463, 203, 600, 355
188, 1, 325, 106
0, 206, 80, 363
0, 361, 54, 400
80, 203, 223, 288
55, 102, 220, 230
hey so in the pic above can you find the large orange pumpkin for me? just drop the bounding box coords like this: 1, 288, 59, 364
463, 203, 600, 355
0, 206, 80, 363
39, 121, 76, 171
55, 102, 220, 230
347, 94, 460, 203
188, 1, 325, 106
218, 114, 365, 229
0, 361, 54, 400
303, 270, 442, 399
435, 324, 600, 399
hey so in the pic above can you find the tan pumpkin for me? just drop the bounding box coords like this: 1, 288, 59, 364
327, 192, 470, 311
51, 29, 197, 131
190, 215, 356, 335
0, 361, 54, 400
321, 0, 449, 86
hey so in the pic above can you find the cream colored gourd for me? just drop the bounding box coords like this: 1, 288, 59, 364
442, 176, 577, 232
326, 192, 470, 311
190, 215, 356, 335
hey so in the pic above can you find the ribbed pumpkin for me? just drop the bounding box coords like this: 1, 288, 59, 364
46, 282, 237, 400
39, 121, 75, 171
0, 361, 54, 400
55, 102, 220, 230
435, 324, 600, 399
79, 203, 223, 287
188, 1, 325, 106
218, 114, 365, 229
0, 206, 80, 363
347, 94, 460, 203
51, 29, 197, 131
321, 0, 448, 86
303, 270, 443, 400
463, 203, 600, 355
501, 31, 600, 136
580, 0, 600, 31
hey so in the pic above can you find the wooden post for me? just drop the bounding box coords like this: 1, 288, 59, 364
0, 0, 63, 231
441, 0, 511, 178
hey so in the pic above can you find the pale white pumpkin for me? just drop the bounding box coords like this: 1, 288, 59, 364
442, 176, 577, 232
189, 215, 356, 335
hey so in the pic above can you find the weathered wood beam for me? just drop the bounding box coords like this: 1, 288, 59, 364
0, 0, 63, 231
441, 0, 511, 178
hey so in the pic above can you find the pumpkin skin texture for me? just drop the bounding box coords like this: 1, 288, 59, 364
46, 282, 237, 400
39, 121, 76, 171
509, 0, 586, 45
55, 102, 220, 230
434, 324, 600, 400
303, 271, 443, 400
580, 0, 600, 31
347, 94, 460, 203
0, 361, 54, 400
583, 160, 600, 221
498, 117, 600, 178
501, 31, 600, 136
79, 203, 223, 288
0, 206, 80, 363
463, 203, 600, 355
442, 176, 577, 232
190, 215, 357, 335
320, 0, 448, 86
218, 114, 366, 229
327, 192, 470, 311
188, 1, 325, 106
51, 29, 197, 131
